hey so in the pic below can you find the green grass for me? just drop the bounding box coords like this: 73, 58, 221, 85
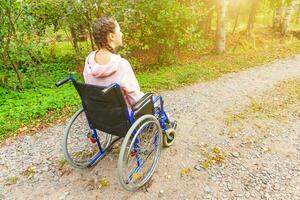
54, 41, 91, 57
0, 86, 80, 138
0, 62, 82, 142
1, 35, 300, 142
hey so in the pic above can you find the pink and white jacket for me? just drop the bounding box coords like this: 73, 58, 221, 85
83, 51, 144, 108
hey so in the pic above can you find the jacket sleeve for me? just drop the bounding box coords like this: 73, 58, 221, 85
120, 60, 144, 107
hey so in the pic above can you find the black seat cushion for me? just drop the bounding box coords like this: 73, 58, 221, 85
132, 93, 154, 119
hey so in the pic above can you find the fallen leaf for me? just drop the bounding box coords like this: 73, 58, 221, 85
98, 178, 109, 188
180, 167, 190, 176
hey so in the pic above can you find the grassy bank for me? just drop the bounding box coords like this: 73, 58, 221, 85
1, 34, 300, 142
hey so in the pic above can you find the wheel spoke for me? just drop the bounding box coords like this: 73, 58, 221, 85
118, 115, 162, 191
63, 108, 112, 168
127, 146, 156, 181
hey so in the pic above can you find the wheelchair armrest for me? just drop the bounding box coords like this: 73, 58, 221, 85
132, 93, 153, 113
102, 83, 118, 94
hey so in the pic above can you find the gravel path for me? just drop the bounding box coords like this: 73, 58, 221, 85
1, 56, 300, 200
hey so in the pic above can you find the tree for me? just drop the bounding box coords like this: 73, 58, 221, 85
0, 0, 24, 88
215, 0, 227, 53
281, 0, 295, 35
201, 0, 215, 37
273, 1, 283, 28
295, 4, 300, 23
231, 0, 242, 35
271, 0, 296, 35
0, 0, 67, 89
247, 0, 260, 37
60, 0, 89, 53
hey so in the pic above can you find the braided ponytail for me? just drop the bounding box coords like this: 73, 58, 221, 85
92, 17, 117, 54
104, 43, 115, 54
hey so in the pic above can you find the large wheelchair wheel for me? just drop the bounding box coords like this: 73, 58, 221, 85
118, 115, 162, 191
63, 108, 112, 169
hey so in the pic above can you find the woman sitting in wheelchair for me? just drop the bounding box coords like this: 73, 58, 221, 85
56, 16, 177, 191
83, 17, 143, 109
83, 16, 176, 130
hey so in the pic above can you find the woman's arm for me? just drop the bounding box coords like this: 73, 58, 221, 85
120, 60, 144, 106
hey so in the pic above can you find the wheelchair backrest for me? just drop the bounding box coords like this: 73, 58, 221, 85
74, 82, 131, 138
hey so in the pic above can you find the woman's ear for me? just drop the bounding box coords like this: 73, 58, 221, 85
107, 33, 115, 42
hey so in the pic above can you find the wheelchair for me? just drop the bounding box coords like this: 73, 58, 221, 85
55, 77, 176, 191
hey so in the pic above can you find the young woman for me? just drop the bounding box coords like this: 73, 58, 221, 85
83, 16, 176, 129
83, 16, 144, 109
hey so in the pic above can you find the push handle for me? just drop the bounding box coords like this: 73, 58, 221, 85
55, 77, 70, 87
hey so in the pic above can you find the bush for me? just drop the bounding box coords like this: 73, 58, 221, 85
117, 0, 206, 65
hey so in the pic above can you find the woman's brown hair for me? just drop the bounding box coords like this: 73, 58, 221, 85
92, 17, 116, 53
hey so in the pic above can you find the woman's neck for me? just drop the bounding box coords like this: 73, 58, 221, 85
94, 49, 112, 65
99, 48, 112, 54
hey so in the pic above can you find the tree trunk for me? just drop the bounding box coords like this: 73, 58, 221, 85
203, 1, 214, 36
5, 6, 23, 89
274, 9, 282, 28
232, 14, 239, 35
281, 1, 295, 36
6, 9, 16, 36
5, 50, 23, 89
215, 0, 227, 54
295, 4, 300, 24
70, 27, 79, 53
273, 0, 284, 29
247, 0, 260, 37
296, 4, 300, 23
4, 39, 24, 89
204, 12, 213, 36
232, 0, 241, 35
82, 10, 95, 50
87, 27, 95, 51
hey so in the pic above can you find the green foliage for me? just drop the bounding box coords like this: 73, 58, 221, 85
0, 0, 58, 86
122, 0, 206, 64
0, 61, 81, 139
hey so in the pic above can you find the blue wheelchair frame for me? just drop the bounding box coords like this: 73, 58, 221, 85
59, 77, 170, 173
